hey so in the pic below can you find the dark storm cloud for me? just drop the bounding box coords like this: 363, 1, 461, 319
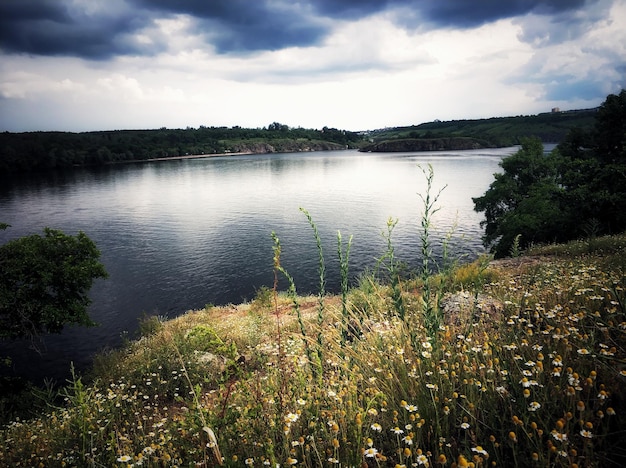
131, 0, 328, 53
0, 0, 608, 58
399, 0, 590, 29
0, 0, 157, 59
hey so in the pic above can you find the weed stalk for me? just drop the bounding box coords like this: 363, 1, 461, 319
417, 164, 447, 339
338, 230, 353, 345
300, 207, 326, 377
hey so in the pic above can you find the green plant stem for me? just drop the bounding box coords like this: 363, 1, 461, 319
338, 230, 353, 345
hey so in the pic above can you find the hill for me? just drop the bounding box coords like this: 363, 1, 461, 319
362, 108, 598, 150
0, 108, 599, 173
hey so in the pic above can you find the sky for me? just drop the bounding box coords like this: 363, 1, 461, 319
0, 0, 625, 133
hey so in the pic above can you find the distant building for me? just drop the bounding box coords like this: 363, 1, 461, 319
551, 107, 560, 113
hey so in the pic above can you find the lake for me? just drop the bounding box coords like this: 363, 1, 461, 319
0, 147, 520, 383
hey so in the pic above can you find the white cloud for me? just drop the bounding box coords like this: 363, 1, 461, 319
0, 1, 624, 132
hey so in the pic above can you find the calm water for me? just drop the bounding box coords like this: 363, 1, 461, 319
0, 147, 519, 382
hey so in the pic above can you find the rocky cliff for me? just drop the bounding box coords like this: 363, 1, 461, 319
229, 140, 346, 154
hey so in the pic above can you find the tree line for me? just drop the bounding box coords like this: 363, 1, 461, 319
0, 124, 362, 174
368, 108, 598, 147
474, 89, 626, 257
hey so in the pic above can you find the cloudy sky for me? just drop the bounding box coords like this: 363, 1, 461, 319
1, 0, 625, 133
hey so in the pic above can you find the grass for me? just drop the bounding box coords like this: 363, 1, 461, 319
2, 171, 626, 468
1, 232, 625, 467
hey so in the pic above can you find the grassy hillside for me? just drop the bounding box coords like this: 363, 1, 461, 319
366, 109, 598, 147
1, 231, 625, 467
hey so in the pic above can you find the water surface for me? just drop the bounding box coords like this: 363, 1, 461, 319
0, 147, 519, 382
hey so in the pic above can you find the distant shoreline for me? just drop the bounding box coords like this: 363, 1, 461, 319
112, 151, 254, 164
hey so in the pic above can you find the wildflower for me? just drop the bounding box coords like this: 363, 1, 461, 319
460, 423, 470, 430
508, 432, 517, 442
286, 457, 298, 465
580, 430, 593, 438
285, 413, 299, 424
404, 404, 419, 413
443, 406, 450, 415
296, 398, 306, 405
391, 426, 404, 435
471, 446, 488, 456
551, 431, 567, 442
416, 454, 429, 465
117, 455, 132, 463
528, 401, 541, 412
245, 458, 254, 465
576, 401, 585, 412
577, 348, 590, 355
367, 408, 378, 416
371, 423, 382, 432
327, 458, 339, 464
364, 448, 378, 458
437, 454, 447, 464
402, 434, 414, 445
607, 407, 616, 416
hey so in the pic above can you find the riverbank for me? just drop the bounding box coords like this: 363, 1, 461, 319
2, 233, 625, 466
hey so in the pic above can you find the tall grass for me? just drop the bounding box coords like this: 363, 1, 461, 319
300, 207, 326, 378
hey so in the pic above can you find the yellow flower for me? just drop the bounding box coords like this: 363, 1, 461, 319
508, 431, 517, 442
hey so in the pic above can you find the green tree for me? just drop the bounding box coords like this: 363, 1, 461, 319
474, 89, 626, 258
0, 228, 108, 339
595, 89, 626, 163
473, 138, 567, 257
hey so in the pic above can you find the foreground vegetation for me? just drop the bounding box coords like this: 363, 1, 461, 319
1, 227, 625, 467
